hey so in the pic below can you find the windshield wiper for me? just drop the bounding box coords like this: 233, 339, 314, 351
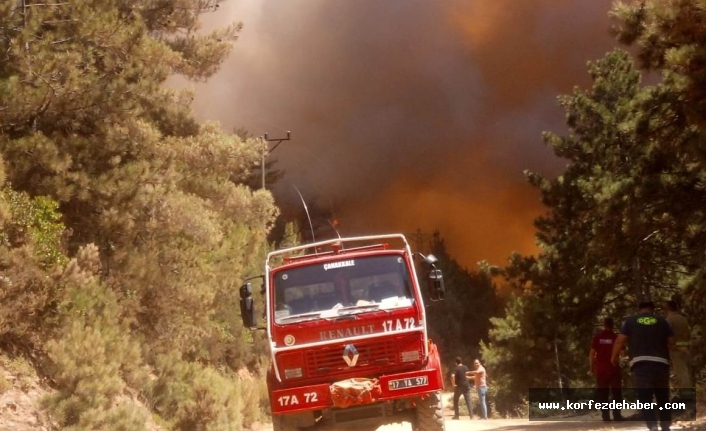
277, 302, 389, 323
334, 303, 390, 316
338, 303, 380, 311
276, 311, 322, 323
322, 314, 357, 322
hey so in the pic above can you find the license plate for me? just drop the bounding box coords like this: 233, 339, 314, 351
388, 376, 428, 391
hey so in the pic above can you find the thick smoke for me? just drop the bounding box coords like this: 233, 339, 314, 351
192, 0, 617, 268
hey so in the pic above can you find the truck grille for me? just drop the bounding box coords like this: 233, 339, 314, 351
305, 337, 418, 377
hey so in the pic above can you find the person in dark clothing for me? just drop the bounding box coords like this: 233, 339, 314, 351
589, 317, 623, 421
451, 356, 473, 419
612, 300, 675, 431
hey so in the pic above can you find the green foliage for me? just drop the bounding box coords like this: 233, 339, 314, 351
0, 374, 10, 394
611, 0, 706, 127
239, 363, 270, 427
0, 354, 35, 392
609, 3, 706, 382
149, 353, 265, 431
609, 0, 706, 303
279, 222, 301, 250
423, 232, 503, 369
481, 372, 527, 419
484, 9, 706, 411
1, 1, 277, 429
42, 244, 149, 430
0, 186, 67, 352
1, 188, 67, 267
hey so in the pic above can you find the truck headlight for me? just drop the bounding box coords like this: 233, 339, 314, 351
401, 350, 420, 362
285, 368, 303, 379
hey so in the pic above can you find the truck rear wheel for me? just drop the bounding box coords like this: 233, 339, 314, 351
413, 391, 445, 431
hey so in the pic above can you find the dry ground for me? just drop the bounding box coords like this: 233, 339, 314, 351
2, 368, 704, 431
254, 392, 706, 431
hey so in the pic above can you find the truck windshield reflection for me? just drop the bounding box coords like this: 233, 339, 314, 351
273, 255, 414, 324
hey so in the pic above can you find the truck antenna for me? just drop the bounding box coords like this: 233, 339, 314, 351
328, 219, 342, 241
293, 185, 317, 248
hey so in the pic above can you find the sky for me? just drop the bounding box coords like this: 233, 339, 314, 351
190, 0, 621, 269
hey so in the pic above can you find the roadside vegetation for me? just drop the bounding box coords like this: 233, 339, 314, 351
0, 1, 279, 429
480, 0, 706, 415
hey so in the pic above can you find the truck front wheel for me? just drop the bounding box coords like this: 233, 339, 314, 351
272, 414, 299, 431
413, 391, 445, 431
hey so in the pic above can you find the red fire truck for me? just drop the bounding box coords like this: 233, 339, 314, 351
240, 234, 446, 431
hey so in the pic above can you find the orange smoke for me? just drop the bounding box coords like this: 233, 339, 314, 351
187, 0, 620, 270
448, 0, 616, 108
338, 173, 544, 268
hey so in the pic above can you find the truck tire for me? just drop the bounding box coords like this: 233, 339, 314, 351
272, 414, 299, 431
414, 391, 445, 431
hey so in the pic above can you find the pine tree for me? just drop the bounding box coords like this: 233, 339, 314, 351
612, 0, 706, 132
483, 45, 706, 412
423, 232, 503, 367
610, 0, 706, 383
1, 1, 278, 427
0, 153, 68, 353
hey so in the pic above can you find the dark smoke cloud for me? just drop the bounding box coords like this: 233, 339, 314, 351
191, 0, 618, 268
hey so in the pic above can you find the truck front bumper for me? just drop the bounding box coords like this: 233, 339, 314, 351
270, 368, 443, 414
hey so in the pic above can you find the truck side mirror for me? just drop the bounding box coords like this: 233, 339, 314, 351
428, 268, 445, 301
240, 282, 257, 328
422, 254, 439, 266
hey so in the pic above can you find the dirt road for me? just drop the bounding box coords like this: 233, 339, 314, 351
255, 393, 704, 431
256, 415, 698, 431
410, 414, 694, 431
255, 409, 702, 431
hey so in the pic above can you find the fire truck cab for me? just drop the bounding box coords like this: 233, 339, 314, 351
240, 234, 446, 431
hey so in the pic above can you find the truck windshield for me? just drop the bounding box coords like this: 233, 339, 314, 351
272, 255, 414, 324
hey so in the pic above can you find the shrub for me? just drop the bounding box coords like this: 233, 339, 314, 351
0, 373, 11, 394
41, 247, 147, 430
150, 353, 245, 431
0, 188, 68, 354
238, 363, 269, 428
3, 355, 34, 391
